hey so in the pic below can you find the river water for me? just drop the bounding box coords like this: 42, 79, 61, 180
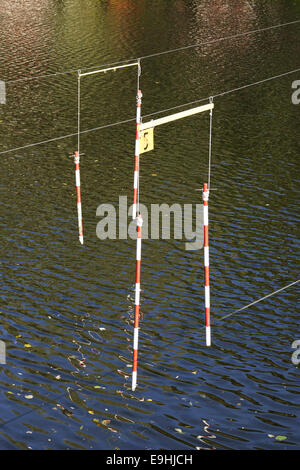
0, 0, 299, 450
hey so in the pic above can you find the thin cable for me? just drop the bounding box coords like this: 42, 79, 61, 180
213, 68, 300, 98
144, 67, 300, 118
1, 66, 299, 156
139, 19, 300, 60
6, 69, 78, 84
4, 19, 300, 84
0, 131, 78, 155
208, 97, 213, 190
219, 279, 300, 321
0, 117, 136, 155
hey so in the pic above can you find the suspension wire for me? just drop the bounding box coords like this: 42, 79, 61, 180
0, 118, 136, 155
77, 70, 81, 156
212, 69, 300, 99
1, 67, 299, 157
143, 67, 300, 118
5, 59, 139, 85
4, 19, 300, 84
208, 97, 213, 190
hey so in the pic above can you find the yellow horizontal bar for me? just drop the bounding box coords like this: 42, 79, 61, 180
140, 103, 214, 130
79, 62, 139, 78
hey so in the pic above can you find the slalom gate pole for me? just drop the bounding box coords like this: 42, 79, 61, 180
203, 183, 211, 346
74, 151, 84, 244
132, 90, 142, 219
132, 213, 143, 391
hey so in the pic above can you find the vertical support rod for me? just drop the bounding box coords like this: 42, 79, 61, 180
203, 183, 211, 346
78, 71, 81, 161
132, 214, 143, 391
74, 151, 84, 244
208, 97, 213, 190
132, 89, 142, 219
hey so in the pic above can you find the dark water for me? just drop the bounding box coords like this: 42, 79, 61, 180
0, 0, 299, 450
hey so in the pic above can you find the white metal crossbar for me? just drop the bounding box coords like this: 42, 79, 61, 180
79, 62, 140, 78
140, 103, 214, 131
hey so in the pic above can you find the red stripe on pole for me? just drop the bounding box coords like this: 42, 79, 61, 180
76, 187, 81, 203
134, 305, 140, 328
205, 308, 211, 326
136, 260, 141, 284
134, 157, 139, 172
204, 227, 208, 247
133, 348, 138, 370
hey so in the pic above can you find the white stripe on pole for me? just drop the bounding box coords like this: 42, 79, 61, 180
203, 205, 208, 226
204, 246, 209, 267
133, 328, 139, 350
132, 370, 137, 389
0, 81, 6, 105
135, 282, 140, 305
206, 326, 211, 346
136, 237, 142, 261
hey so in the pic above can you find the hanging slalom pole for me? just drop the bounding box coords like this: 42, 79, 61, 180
131, 60, 143, 391
140, 98, 214, 346
74, 62, 139, 243
73, 151, 84, 244
132, 213, 143, 391
132, 61, 142, 220
203, 183, 211, 346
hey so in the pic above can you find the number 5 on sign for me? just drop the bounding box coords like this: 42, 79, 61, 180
139, 128, 154, 154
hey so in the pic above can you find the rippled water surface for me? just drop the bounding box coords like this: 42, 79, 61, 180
0, 0, 299, 450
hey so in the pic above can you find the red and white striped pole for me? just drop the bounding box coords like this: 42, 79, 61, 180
203, 183, 211, 346
132, 213, 143, 391
132, 90, 142, 219
74, 151, 84, 244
